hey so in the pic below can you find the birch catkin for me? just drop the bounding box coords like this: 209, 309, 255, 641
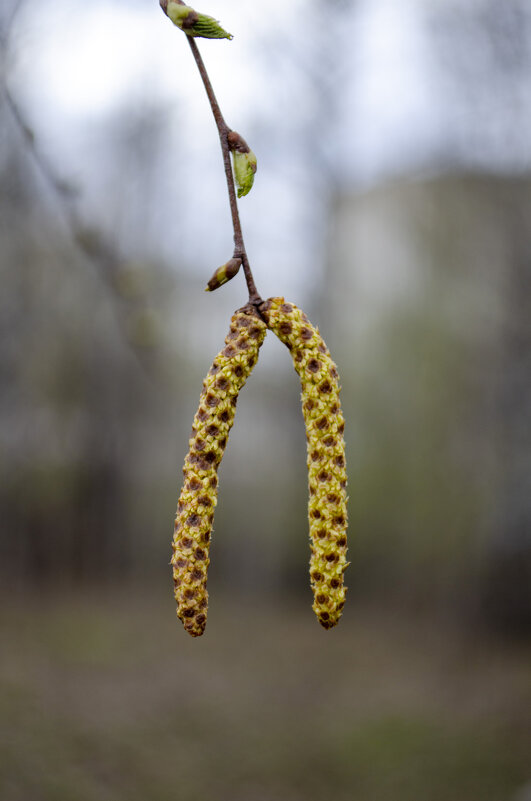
261, 297, 348, 629
172, 306, 267, 636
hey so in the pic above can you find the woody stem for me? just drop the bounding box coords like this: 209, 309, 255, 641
186, 37, 261, 305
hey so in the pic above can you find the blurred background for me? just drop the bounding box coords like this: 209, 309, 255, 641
1, 0, 530, 799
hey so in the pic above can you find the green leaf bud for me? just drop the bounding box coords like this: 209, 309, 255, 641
232, 150, 257, 198
164, 1, 232, 39
227, 131, 257, 198
190, 14, 233, 40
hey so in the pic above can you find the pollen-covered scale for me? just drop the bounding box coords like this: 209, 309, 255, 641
260, 297, 348, 629
172, 305, 267, 636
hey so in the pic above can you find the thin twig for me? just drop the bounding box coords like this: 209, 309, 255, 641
185, 36, 262, 305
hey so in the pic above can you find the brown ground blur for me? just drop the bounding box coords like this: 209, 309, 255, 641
1, 587, 530, 801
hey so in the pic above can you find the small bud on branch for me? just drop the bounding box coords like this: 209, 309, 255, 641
205, 258, 242, 291
162, 1, 233, 40
232, 151, 257, 198
228, 132, 257, 198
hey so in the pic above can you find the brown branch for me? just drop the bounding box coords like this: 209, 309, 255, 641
185, 36, 262, 305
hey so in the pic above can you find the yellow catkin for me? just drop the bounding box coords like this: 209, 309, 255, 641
172, 306, 267, 636
261, 297, 348, 629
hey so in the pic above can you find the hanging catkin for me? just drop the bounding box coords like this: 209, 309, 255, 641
261, 297, 348, 629
172, 305, 267, 636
